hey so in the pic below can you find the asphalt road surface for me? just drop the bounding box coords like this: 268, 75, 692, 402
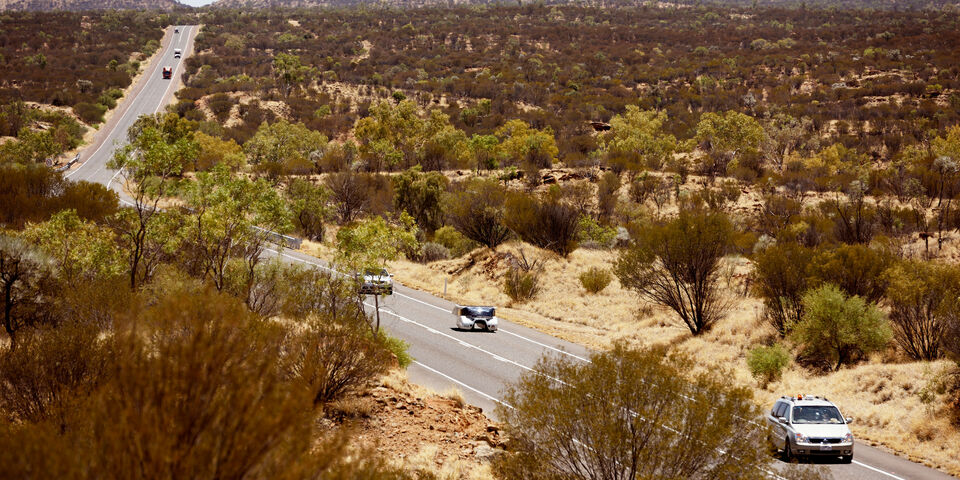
66, 24, 956, 480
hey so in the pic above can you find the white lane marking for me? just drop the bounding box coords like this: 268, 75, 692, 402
67, 25, 183, 181
411, 360, 512, 409
851, 460, 907, 480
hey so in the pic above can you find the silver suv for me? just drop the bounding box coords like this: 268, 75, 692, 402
766, 395, 854, 463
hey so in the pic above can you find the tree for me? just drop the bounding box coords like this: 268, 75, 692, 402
22, 209, 123, 282
286, 178, 330, 241
192, 131, 245, 171
334, 214, 418, 334
325, 171, 369, 224
495, 119, 558, 169
694, 110, 764, 177
494, 342, 769, 480
793, 284, 892, 371
615, 211, 733, 335
807, 243, 892, 303
882, 261, 960, 361
184, 165, 291, 295
442, 178, 511, 249
504, 192, 580, 257
0, 236, 55, 347
752, 242, 814, 336
391, 165, 448, 233
602, 106, 677, 171
108, 114, 194, 288
244, 120, 327, 175
273, 52, 314, 97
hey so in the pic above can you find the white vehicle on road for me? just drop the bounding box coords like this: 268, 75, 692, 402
453, 305, 498, 332
174, 48, 182, 59
767, 394, 854, 463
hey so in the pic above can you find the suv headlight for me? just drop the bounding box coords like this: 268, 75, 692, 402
843, 433, 853, 443
794, 433, 809, 443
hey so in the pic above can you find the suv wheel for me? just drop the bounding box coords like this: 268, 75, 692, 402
782, 438, 793, 462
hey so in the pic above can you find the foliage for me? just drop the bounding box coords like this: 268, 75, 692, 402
603, 106, 677, 171
432, 225, 478, 257
495, 119, 559, 169
882, 260, 960, 360
419, 242, 450, 263
391, 165, 448, 232
0, 162, 118, 230
747, 344, 791, 387
504, 192, 580, 257
793, 284, 892, 371
286, 178, 330, 241
494, 342, 768, 480
334, 213, 419, 274
615, 211, 733, 335
578, 266, 612, 294
577, 215, 617, 248
379, 334, 412, 369
808, 243, 893, 303
244, 119, 328, 175
192, 131, 245, 171
22, 209, 124, 282
443, 178, 511, 249
751, 242, 814, 336
695, 110, 765, 177
0, 236, 56, 346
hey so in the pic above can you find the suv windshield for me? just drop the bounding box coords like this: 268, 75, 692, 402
462, 307, 495, 317
364, 269, 387, 277
792, 405, 844, 424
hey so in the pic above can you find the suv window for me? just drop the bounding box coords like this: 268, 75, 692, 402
774, 402, 788, 418
791, 405, 844, 424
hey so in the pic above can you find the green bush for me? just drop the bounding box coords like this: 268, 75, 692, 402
433, 225, 478, 257
577, 215, 617, 248
504, 267, 541, 303
747, 344, 790, 387
379, 334, 412, 369
419, 242, 450, 263
73, 102, 107, 124
579, 266, 612, 294
792, 284, 892, 371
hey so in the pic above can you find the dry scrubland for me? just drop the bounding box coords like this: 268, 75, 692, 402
306, 230, 960, 475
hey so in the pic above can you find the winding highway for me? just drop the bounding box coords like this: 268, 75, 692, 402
66, 24, 956, 480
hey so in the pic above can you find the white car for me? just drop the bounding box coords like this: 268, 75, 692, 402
359, 268, 393, 296
767, 395, 854, 463
174, 48, 182, 59
453, 305, 498, 332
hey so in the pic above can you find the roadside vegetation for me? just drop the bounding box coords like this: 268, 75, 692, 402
3, 1, 960, 477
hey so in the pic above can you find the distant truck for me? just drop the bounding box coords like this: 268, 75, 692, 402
174, 48, 182, 59
162, 66, 172, 79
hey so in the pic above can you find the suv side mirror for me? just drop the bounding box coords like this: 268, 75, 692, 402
778, 417, 788, 425
845, 417, 854, 424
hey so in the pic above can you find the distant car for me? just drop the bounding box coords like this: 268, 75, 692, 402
359, 268, 393, 296
767, 395, 854, 463
174, 48, 182, 59
162, 66, 172, 79
453, 305, 498, 332
174, 28, 179, 33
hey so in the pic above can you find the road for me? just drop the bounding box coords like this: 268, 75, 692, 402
65, 24, 955, 480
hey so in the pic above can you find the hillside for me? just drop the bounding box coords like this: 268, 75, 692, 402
0, 0, 186, 10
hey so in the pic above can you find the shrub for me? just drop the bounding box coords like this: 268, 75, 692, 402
579, 267, 612, 294
432, 225, 478, 257
751, 242, 814, 336
494, 342, 769, 479
504, 266, 541, 303
504, 192, 580, 257
808, 244, 893, 303
379, 334, 412, 369
577, 215, 617, 248
73, 102, 107, 124
442, 178, 511, 249
747, 344, 790, 387
420, 242, 450, 263
883, 261, 960, 360
615, 210, 733, 335
793, 284, 892, 371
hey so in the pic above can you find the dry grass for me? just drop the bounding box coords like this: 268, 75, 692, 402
401, 445, 495, 480
298, 233, 960, 476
